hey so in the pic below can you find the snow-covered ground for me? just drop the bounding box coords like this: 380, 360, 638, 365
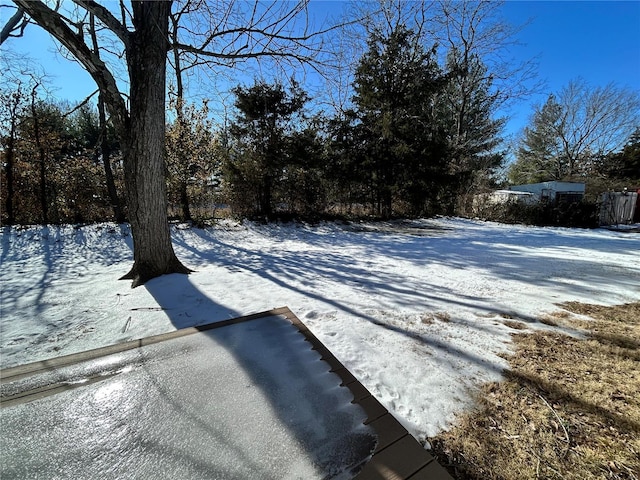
2, 217, 639, 444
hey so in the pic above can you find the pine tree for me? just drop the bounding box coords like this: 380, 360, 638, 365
508, 95, 565, 184
510, 81, 640, 185
225, 80, 312, 218
602, 128, 640, 181
437, 49, 505, 209
350, 25, 449, 217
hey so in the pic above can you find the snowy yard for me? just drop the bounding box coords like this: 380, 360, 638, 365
1, 217, 639, 444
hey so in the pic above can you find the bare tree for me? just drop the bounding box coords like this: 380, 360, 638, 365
167, 1, 204, 223
0, 83, 25, 225
28, 81, 50, 224
2, 0, 333, 287
555, 79, 640, 176
432, 1, 541, 106
87, 12, 125, 224
512, 80, 640, 183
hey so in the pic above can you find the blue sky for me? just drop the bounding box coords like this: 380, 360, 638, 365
4, 1, 640, 141
500, 0, 640, 136
503, 0, 640, 93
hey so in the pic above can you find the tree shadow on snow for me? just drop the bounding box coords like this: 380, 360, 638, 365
143, 274, 376, 478
169, 230, 523, 378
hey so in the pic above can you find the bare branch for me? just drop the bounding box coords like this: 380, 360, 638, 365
61, 89, 99, 117
72, 0, 130, 49
0, 6, 29, 44
167, 0, 358, 88
13, 0, 128, 136
175, 41, 315, 63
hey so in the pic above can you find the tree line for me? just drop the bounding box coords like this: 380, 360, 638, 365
508, 79, 640, 191
2, 23, 508, 224
4, 57, 638, 228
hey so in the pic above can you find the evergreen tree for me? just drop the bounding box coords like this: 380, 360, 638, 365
350, 25, 449, 217
437, 49, 505, 208
602, 127, 640, 181
225, 80, 315, 218
508, 95, 565, 184
510, 81, 640, 185
282, 116, 328, 217
325, 111, 371, 215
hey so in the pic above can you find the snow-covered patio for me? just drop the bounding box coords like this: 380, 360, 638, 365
1, 217, 639, 447
1, 308, 452, 479
2, 309, 375, 478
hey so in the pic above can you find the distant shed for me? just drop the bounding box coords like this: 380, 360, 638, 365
485, 190, 538, 205
509, 181, 586, 204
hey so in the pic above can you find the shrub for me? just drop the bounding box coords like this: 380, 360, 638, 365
476, 200, 599, 228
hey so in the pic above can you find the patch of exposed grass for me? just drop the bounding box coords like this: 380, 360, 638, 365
431, 302, 640, 480
503, 320, 527, 330
538, 317, 559, 326
435, 311, 452, 322
475, 311, 515, 320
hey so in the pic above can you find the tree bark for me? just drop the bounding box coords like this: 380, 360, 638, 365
119, 0, 191, 287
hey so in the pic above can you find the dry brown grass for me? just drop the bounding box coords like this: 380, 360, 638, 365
503, 320, 527, 330
431, 302, 640, 480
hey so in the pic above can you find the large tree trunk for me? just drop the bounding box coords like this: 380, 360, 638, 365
120, 0, 191, 287
12, 0, 190, 287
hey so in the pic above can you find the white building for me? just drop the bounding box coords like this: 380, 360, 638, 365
484, 189, 538, 205
509, 181, 586, 204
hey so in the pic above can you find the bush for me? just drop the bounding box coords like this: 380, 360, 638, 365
476, 200, 599, 228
